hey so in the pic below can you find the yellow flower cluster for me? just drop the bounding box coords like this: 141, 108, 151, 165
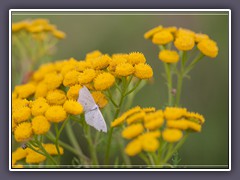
144, 25, 219, 59
111, 106, 205, 156
12, 18, 66, 39
12, 143, 64, 166
12, 51, 153, 143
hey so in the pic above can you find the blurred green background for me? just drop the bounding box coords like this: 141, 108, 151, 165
12, 11, 229, 167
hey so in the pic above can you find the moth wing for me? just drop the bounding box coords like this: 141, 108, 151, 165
78, 86, 96, 112
85, 108, 107, 133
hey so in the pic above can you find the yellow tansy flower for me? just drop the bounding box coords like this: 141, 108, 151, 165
163, 26, 177, 33
32, 116, 51, 135
162, 128, 183, 143
174, 35, 195, 51
144, 110, 164, 122
12, 99, 30, 110
152, 30, 174, 45
26, 148, 46, 164
144, 25, 163, 39
46, 89, 67, 105
67, 84, 82, 100
45, 106, 67, 123
186, 112, 205, 124
134, 63, 153, 79
159, 50, 180, 63
31, 98, 50, 116
127, 52, 146, 65
63, 100, 83, 115
14, 122, 33, 142
142, 107, 156, 113
91, 55, 110, 70
43, 72, 63, 90
111, 106, 142, 127
35, 83, 48, 98
195, 33, 209, 43
197, 39, 218, 58
126, 111, 146, 124
12, 106, 31, 123
52, 30, 66, 39
91, 91, 108, 108
115, 63, 135, 77
12, 21, 29, 32
125, 138, 142, 156
164, 107, 187, 120
108, 55, 128, 72
94, 72, 115, 91
175, 28, 195, 38
63, 70, 81, 87
43, 143, 64, 155
15, 83, 36, 99
12, 147, 27, 161
122, 123, 144, 139
76, 61, 92, 72
78, 69, 96, 85
144, 117, 164, 130
140, 135, 159, 152
85, 50, 102, 60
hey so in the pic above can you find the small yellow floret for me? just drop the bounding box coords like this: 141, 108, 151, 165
44, 72, 63, 90
115, 63, 135, 77
197, 39, 218, 58
45, 106, 67, 123
122, 123, 144, 139
195, 33, 209, 43
94, 72, 115, 91
125, 138, 142, 156
46, 89, 67, 105
14, 122, 32, 142
52, 30, 66, 39
63, 100, 83, 115
164, 107, 187, 120
12, 147, 27, 161
85, 50, 102, 60
162, 128, 183, 143
134, 63, 153, 79
12, 107, 31, 123
31, 98, 50, 116
43, 143, 64, 155
152, 30, 174, 45
127, 52, 146, 65
78, 69, 96, 84
32, 116, 51, 135
144, 25, 163, 39
91, 55, 110, 70
67, 84, 82, 100
159, 50, 180, 63
26, 148, 46, 164
174, 35, 195, 51
91, 91, 108, 108
63, 70, 81, 87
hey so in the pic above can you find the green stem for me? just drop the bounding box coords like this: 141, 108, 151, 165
124, 79, 142, 97
46, 132, 87, 161
184, 53, 205, 76
164, 63, 173, 106
65, 119, 88, 164
85, 125, 99, 167
162, 133, 189, 164
175, 73, 183, 106
118, 135, 131, 166
36, 140, 58, 166
104, 78, 128, 165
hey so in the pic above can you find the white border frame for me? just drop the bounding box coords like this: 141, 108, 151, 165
9, 9, 231, 172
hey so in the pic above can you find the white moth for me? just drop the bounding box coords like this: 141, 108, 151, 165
77, 86, 107, 133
